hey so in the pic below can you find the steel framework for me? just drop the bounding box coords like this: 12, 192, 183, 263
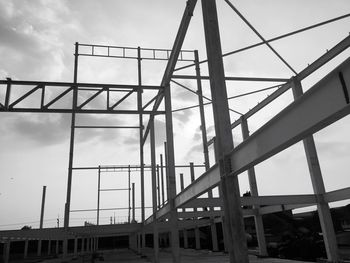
1, 1, 350, 263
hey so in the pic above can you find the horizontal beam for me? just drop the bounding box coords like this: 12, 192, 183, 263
324, 187, 350, 203
172, 75, 289, 82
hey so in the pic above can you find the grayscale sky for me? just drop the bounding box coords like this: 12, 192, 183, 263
0, 0, 350, 229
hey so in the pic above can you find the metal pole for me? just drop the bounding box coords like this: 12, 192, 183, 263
128, 165, 131, 223
150, 122, 159, 262
63, 41, 79, 259
291, 78, 339, 261
164, 83, 180, 262
190, 162, 200, 250
160, 154, 165, 205
195, 50, 218, 251
156, 164, 161, 208
132, 183, 135, 222
201, 1, 248, 262
164, 142, 170, 201
24, 240, 28, 259
180, 173, 189, 249
180, 173, 185, 212
137, 46, 146, 251
97, 166, 101, 225
39, 186, 47, 229
241, 117, 267, 256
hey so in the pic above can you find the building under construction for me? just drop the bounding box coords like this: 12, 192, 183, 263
1, 1, 350, 262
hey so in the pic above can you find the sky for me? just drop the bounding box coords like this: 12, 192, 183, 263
0, 0, 350, 229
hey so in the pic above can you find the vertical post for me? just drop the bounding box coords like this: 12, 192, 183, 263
150, 122, 159, 263
291, 78, 339, 262
194, 49, 219, 252
241, 117, 267, 256
137, 46, 146, 252
81, 238, 84, 253
55, 240, 59, 255
164, 142, 170, 201
97, 166, 101, 225
37, 240, 42, 256
201, 1, 248, 262
180, 173, 189, 249
164, 83, 180, 263
48, 240, 51, 256
132, 183, 136, 222
128, 165, 131, 223
160, 154, 165, 205
3, 241, 10, 263
40, 186, 47, 229
64, 41, 79, 259
5, 78, 12, 109
190, 162, 201, 250
74, 237, 78, 257
156, 165, 161, 209
24, 239, 29, 259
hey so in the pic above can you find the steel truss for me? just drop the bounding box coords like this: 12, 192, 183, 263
1, 1, 350, 263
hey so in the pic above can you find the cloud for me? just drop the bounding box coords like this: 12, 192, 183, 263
173, 109, 194, 125
184, 142, 204, 162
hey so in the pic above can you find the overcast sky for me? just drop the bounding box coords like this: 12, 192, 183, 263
0, 0, 350, 229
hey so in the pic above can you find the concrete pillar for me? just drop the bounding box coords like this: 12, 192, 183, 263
292, 78, 339, 262
195, 227, 201, 250
55, 240, 59, 255
37, 239, 42, 256
74, 237, 78, 256
48, 240, 51, 255
201, 0, 248, 262
137, 233, 141, 254
3, 241, 11, 263
87, 238, 90, 252
81, 238, 85, 253
241, 117, 268, 256
183, 229, 188, 249
24, 239, 29, 259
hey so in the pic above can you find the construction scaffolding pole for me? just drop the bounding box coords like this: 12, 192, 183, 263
201, 1, 248, 262
39, 185, 47, 229
97, 166, 101, 225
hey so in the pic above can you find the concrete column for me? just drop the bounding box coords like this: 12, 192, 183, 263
137, 233, 141, 254
81, 238, 85, 253
292, 78, 339, 262
241, 117, 268, 256
74, 237, 78, 256
24, 239, 29, 259
3, 241, 11, 263
96, 238, 99, 251
195, 228, 201, 250
37, 239, 42, 256
55, 240, 59, 254
183, 229, 188, 249
48, 240, 51, 255
201, 1, 248, 262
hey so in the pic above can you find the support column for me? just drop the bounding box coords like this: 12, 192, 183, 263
3, 241, 10, 263
150, 121, 159, 263
137, 46, 146, 253
190, 163, 201, 250
55, 240, 59, 254
291, 78, 339, 262
160, 154, 165, 205
64, 42, 79, 259
40, 186, 47, 229
97, 166, 101, 225
157, 165, 161, 209
48, 240, 51, 256
74, 237, 78, 257
37, 239, 42, 256
81, 238, 84, 253
128, 165, 131, 223
201, 1, 248, 262
24, 239, 29, 259
132, 183, 136, 223
241, 117, 267, 256
164, 83, 180, 263
180, 173, 189, 249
